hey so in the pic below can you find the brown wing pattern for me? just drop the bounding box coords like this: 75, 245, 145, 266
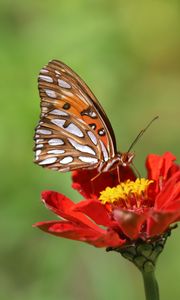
34, 110, 103, 171
34, 59, 117, 171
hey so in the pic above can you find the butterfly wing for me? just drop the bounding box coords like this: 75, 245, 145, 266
34, 59, 117, 171
34, 110, 103, 171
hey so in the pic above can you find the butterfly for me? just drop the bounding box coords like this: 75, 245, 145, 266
34, 59, 135, 174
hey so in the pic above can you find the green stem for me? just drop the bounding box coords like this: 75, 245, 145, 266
142, 270, 159, 300
107, 231, 173, 300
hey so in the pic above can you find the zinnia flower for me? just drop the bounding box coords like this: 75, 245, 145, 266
34, 152, 180, 249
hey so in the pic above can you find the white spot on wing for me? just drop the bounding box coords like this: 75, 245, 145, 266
36, 144, 43, 149
45, 89, 56, 98
36, 139, 43, 143
37, 129, 52, 135
41, 69, 49, 73
48, 139, 64, 146
36, 150, 41, 160
65, 123, 84, 137
58, 79, 71, 89
42, 107, 48, 114
50, 109, 68, 116
39, 75, 53, 83
51, 119, 66, 127
91, 111, 97, 118
68, 138, 96, 155
87, 131, 97, 145
47, 149, 65, 154
55, 70, 61, 75
99, 140, 109, 161
39, 157, 57, 165
79, 156, 98, 164
60, 156, 73, 164
51, 119, 83, 138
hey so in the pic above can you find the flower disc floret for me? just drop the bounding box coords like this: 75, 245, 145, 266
99, 178, 153, 205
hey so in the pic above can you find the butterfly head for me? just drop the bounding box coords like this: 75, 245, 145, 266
118, 151, 135, 167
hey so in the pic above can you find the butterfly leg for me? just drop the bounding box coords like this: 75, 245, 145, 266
117, 166, 121, 183
90, 172, 101, 195
91, 172, 101, 182
131, 162, 141, 178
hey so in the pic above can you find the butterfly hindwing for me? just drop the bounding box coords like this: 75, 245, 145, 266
34, 108, 104, 171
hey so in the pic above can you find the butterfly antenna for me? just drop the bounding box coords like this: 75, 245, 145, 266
127, 116, 159, 153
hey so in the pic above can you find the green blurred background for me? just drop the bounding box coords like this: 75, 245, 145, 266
0, 0, 180, 299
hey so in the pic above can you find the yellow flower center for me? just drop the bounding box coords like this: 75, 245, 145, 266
99, 178, 153, 207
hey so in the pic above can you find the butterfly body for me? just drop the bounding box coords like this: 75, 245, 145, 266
97, 152, 134, 173
34, 60, 134, 173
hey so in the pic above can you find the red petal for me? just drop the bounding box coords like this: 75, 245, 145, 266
34, 220, 101, 239
72, 166, 136, 199
41, 190, 103, 231
147, 210, 180, 237
163, 200, 180, 211
73, 199, 112, 227
154, 171, 180, 210
95, 230, 125, 248
34, 220, 124, 248
146, 152, 177, 182
41, 190, 74, 215
113, 209, 148, 239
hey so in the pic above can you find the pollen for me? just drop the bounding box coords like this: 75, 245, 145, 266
99, 178, 153, 206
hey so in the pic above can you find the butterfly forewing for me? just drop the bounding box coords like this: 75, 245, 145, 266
34, 59, 117, 171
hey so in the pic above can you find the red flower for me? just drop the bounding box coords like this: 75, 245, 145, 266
34, 152, 180, 248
